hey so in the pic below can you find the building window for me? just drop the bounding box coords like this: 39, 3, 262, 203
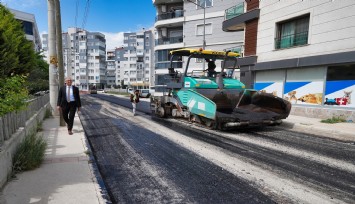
21, 20, 33, 35
196, 23, 212, 36
324, 65, 355, 107
275, 14, 309, 49
156, 50, 171, 62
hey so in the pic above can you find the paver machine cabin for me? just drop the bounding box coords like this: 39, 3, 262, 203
150, 48, 291, 129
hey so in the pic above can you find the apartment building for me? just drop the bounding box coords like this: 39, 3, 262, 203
223, 0, 355, 117
153, 0, 244, 88
9, 8, 42, 52
114, 47, 125, 87
106, 47, 125, 88
106, 50, 116, 88
122, 30, 154, 89
42, 27, 106, 90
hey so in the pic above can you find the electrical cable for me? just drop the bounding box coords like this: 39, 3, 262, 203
82, 0, 90, 29
75, 0, 79, 28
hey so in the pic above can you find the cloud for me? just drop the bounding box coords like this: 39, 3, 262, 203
101, 32, 125, 50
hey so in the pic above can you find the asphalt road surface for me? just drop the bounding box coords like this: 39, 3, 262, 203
79, 94, 355, 204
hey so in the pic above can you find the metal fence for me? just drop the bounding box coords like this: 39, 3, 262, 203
0, 94, 49, 146
275, 31, 309, 49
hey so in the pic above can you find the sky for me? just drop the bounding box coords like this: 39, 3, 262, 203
2, 0, 157, 49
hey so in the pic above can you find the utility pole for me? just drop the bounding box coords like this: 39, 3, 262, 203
47, 0, 59, 116
186, 0, 206, 71
55, 0, 66, 126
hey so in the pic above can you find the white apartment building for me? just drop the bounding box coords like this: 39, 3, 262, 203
122, 30, 154, 89
9, 8, 42, 52
153, 0, 244, 88
222, 0, 355, 118
42, 27, 106, 90
106, 50, 116, 88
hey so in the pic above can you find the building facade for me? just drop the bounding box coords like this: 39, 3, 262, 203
122, 30, 154, 89
9, 8, 42, 52
153, 0, 244, 88
114, 47, 125, 87
223, 0, 355, 119
42, 27, 106, 90
106, 50, 116, 88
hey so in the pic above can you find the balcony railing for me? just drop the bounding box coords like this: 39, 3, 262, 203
225, 2, 244, 20
275, 31, 308, 49
155, 61, 183, 69
225, 45, 244, 57
155, 10, 184, 21
155, 36, 183, 46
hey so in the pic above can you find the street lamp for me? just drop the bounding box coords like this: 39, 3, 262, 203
186, 0, 206, 49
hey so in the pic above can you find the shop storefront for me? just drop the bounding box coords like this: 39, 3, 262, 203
254, 64, 355, 110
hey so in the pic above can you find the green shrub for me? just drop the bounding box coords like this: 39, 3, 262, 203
12, 133, 47, 173
320, 117, 346, 124
0, 75, 29, 116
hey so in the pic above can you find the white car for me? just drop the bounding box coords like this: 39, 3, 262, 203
139, 89, 151, 98
97, 89, 106, 93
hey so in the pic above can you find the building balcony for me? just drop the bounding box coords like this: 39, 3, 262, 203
222, 3, 259, 32
136, 50, 144, 57
155, 36, 183, 46
225, 2, 244, 20
154, 12, 184, 28
155, 61, 182, 69
107, 68, 116, 72
154, 42, 184, 51
155, 10, 184, 22
225, 45, 244, 57
224, 44, 260, 68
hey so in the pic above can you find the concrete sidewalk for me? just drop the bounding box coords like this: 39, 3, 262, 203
281, 115, 355, 142
0, 116, 107, 204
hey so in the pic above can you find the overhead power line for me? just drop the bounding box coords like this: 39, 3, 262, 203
75, 0, 79, 28
82, 0, 90, 29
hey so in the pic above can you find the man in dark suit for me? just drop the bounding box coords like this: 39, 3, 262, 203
57, 77, 81, 135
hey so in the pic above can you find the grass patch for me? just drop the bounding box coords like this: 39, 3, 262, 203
45, 108, 52, 119
12, 132, 47, 174
36, 122, 43, 132
320, 117, 346, 124
84, 150, 91, 155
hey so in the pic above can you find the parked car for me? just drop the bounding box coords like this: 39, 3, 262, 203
139, 89, 151, 98
126, 88, 133, 94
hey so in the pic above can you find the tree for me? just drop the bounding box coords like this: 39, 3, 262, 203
27, 52, 49, 94
0, 5, 43, 115
0, 4, 36, 78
